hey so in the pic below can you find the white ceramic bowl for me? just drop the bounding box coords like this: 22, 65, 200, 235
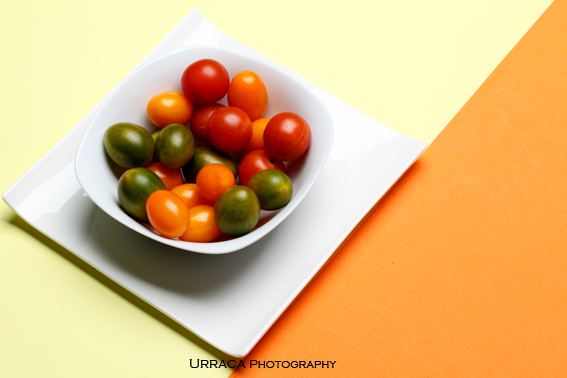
75, 46, 334, 254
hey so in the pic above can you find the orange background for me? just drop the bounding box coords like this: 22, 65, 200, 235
231, 0, 567, 376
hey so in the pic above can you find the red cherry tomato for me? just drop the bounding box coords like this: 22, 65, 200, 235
146, 190, 189, 239
207, 107, 252, 153
263, 112, 311, 161
190, 103, 225, 146
227, 71, 268, 121
147, 91, 193, 128
196, 164, 236, 203
179, 205, 221, 243
181, 59, 229, 104
145, 162, 184, 191
239, 150, 286, 186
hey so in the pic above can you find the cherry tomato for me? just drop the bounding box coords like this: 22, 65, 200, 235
207, 107, 252, 153
147, 91, 193, 128
238, 150, 286, 186
146, 190, 189, 238
181, 59, 229, 104
238, 117, 270, 157
196, 164, 235, 203
190, 103, 225, 146
171, 183, 213, 209
227, 71, 268, 121
144, 162, 184, 191
264, 112, 311, 161
180, 205, 221, 243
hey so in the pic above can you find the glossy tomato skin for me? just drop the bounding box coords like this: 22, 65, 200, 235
238, 149, 286, 187
248, 169, 293, 210
146, 190, 189, 239
180, 205, 221, 243
227, 71, 268, 121
104, 122, 154, 168
196, 163, 235, 203
171, 183, 212, 209
155, 123, 195, 169
264, 112, 311, 161
190, 103, 225, 146
238, 117, 270, 157
144, 162, 184, 191
214, 186, 260, 237
147, 91, 193, 128
118, 168, 165, 223
181, 146, 238, 183
207, 107, 252, 153
181, 59, 229, 104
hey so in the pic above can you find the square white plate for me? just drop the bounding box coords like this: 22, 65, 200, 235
3, 9, 426, 357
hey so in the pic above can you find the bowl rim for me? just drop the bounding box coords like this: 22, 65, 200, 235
74, 45, 334, 254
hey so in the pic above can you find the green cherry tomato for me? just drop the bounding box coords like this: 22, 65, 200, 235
117, 167, 166, 222
214, 186, 260, 237
103, 122, 154, 168
156, 123, 195, 169
248, 169, 293, 210
181, 146, 238, 183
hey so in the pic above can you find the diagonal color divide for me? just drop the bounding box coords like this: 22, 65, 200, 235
0, 1, 555, 377
230, 0, 567, 376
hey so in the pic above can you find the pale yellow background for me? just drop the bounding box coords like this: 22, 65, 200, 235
0, 0, 551, 377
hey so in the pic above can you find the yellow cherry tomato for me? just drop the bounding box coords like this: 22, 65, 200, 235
147, 91, 193, 128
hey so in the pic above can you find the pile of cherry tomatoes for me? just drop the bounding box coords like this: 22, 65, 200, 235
103, 59, 311, 243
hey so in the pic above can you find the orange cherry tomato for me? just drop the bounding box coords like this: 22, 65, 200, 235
196, 164, 235, 203
146, 190, 189, 238
147, 91, 193, 128
227, 71, 268, 121
238, 149, 286, 186
179, 205, 221, 243
238, 117, 270, 157
145, 162, 184, 191
171, 183, 212, 209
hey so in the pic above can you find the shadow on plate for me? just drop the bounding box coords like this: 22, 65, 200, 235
84, 204, 274, 296
15, 187, 270, 296
7, 213, 237, 362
